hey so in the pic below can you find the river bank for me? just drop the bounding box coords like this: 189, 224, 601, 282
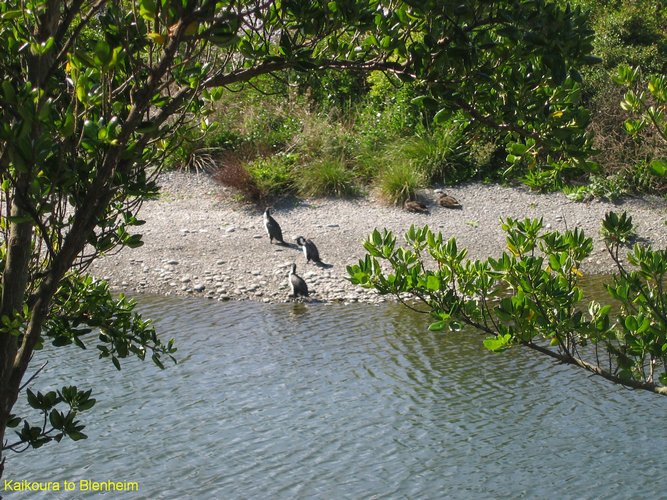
88, 171, 667, 304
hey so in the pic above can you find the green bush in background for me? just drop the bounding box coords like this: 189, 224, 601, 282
179, 0, 666, 203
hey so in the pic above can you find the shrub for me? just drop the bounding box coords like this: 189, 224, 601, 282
292, 110, 355, 161
245, 153, 298, 199
354, 72, 427, 148
624, 160, 667, 195
292, 69, 368, 112
591, 1, 667, 74
296, 157, 358, 197
213, 152, 261, 200
563, 173, 629, 201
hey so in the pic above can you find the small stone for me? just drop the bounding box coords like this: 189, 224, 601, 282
167, 259, 179, 265
193, 284, 205, 292
180, 276, 191, 283
226, 227, 236, 233
327, 224, 339, 228
253, 235, 263, 239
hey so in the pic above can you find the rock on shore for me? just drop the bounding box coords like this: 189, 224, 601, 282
88, 171, 667, 304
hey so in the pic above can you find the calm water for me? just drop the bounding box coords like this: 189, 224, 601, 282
6, 293, 667, 499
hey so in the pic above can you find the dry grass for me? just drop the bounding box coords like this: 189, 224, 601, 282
213, 151, 261, 200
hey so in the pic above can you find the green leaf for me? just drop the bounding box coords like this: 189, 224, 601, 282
49, 410, 64, 429
624, 316, 638, 331
94, 41, 112, 66
509, 143, 528, 155
1, 10, 23, 19
139, 0, 157, 19
428, 320, 445, 331
26, 389, 39, 409
433, 107, 450, 124
650, 159, 667, 177
2, 81, 16, 104
68, 430, 88, 441
426, 275, 440, 291
483, 334, 511, 352
78, 398, 96, 411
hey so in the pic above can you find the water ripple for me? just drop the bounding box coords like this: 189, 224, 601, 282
7, 298, 667, 499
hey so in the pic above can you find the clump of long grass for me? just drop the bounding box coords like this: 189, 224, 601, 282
296, 157, 358, 197
386, 127, 468, 184
376, 162, 425, 205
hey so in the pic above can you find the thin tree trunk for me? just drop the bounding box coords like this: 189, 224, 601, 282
0, 180, 34, 477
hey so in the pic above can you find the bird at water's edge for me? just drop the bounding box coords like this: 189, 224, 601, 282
288, 263, 309, 298
295, 236, 321, 263
263, 207, 284, 244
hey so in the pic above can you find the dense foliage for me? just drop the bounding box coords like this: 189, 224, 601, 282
348, 47, 667, 396
347, 213, 667, 395
202, 0, 666, 200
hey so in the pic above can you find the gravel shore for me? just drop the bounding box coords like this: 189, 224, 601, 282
89, 171, 667, 304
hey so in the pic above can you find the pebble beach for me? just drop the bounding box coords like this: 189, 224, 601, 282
89, 171, 667, 304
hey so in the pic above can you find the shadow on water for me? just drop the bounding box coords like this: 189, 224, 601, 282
7, 285, 667, 499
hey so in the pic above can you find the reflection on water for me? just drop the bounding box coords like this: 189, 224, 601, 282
7, 293, 667, 499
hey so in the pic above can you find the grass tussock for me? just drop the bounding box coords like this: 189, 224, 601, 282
296, 157, 358, 197
376, 162, 425, 205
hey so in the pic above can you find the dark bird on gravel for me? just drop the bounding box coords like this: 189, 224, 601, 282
295, 236, 321, 264
404, 199, 429, 214
434, 189, 462, 209
263, 207, 284, 244
288, 263, 309, 298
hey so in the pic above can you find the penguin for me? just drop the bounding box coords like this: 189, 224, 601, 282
288, 263, 309, 298
434, 189, 462, 209
295, 236, 321, 264
403, 199, 429, 213
263, 207, 284, 244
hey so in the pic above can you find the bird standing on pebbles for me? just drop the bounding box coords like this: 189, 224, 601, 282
434, 189, 462, 209
288, 263, 309, 298
263, 207, 285, 244
295, 236, 321, 264
403, 199, 429, 214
